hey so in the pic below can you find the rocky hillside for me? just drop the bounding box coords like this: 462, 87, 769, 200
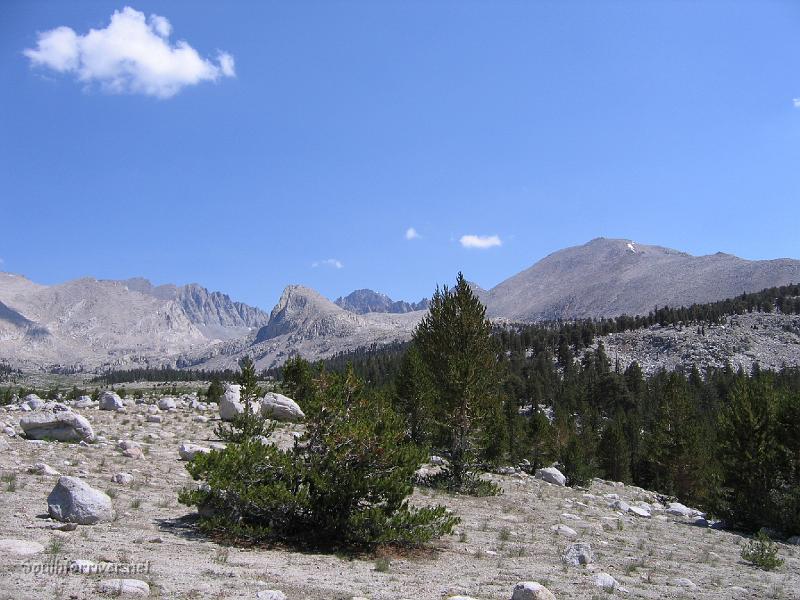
0, 273, 207, 372
335, 289, 429, 314
122, 278, 269, 339
597, 311, 800, 375
185, 285, 424, 371
483, 238, 800, 321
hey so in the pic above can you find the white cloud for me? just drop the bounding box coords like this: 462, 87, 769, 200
312, 258, 343, 269
459, 234, 502, 249
794, 98, 800, 108
23, 6, 235, 98
405, 227, 420, 240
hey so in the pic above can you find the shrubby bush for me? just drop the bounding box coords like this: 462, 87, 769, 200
179, 365, 458, 547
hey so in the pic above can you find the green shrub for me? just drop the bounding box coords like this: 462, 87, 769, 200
740, 531, 784, 571
180, 368, 459, 548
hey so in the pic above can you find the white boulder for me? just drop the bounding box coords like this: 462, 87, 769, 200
562, 542, 593, 566
511, 581, 556, 600
178, 442, 211, 461
0, 539, 45, 555
259, 392, 305, 422
550, 524, 578, 539
535, 467, 566, 486
98, 579, 150, 596
157, 397, 176, 410
47, 476, 114, 524
110, 472, 134, 485
98, 391, 124, 411
20, 409, 95, 443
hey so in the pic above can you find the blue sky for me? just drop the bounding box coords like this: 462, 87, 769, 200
2, 1, 800, 311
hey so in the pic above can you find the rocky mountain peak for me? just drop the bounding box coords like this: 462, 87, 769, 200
334, 288, 429, 314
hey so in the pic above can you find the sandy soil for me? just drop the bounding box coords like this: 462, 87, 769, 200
0, 399, 798, 600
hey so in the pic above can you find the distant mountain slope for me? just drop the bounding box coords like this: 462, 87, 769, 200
186, 285, 424, 371
0, 274, 207, 371
484, 238, 800, 321
121, 278, 269, 339
334, 289, 429, 314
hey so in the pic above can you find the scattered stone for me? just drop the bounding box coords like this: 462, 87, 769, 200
593, 572, 619, 591
179, 442, 211, 461
610, 499, 631, 513
110, 472, 134, 485
550, 524, 578, 539
157, 397, 176, 410
47, 476, 114, 524
629, 505, 651, 518
98, 391, 124, 411
146, 415, 162, 423
28, 462, 60, 476
674, 578, 697, 589
20, 409, 95, 443
74, 396, 94, 409
535, 467, 566, 486
0, 539, 45, 555
219, 384, 246, 421
259, 392, 304, 422
511, 581, 556, 600
51, 522, 78, 531
562, 542, 593, 566
98, 579, 150, 596
193, 415, 209, 423
256, 591, 287, 600
22, 394, 44, 410
122, 447, 145, 459
69, 559, 98, 574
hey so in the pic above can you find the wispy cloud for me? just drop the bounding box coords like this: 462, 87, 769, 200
794, 98, 800, 109
312, 258, 343, 269
405, 227, 420, 240
23, 6, 235, 98
459, 234, 502, 249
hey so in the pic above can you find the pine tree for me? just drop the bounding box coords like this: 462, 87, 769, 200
413, 273, 503, 494
394, 344, 434, 445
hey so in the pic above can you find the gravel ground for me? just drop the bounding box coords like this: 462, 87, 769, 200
0, 399, 798, 600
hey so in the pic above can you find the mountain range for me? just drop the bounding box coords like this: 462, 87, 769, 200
1, 237, 799, 372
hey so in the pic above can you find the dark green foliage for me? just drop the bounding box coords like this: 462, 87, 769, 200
393, 344, 434, 446
92, 366, 238, 384
412, 273, 504, 495
214, 357, 273, 444
740, 531, 784, 571
280, 355, 317, 409
206, 378, 225, 403
180, 366, 459, 548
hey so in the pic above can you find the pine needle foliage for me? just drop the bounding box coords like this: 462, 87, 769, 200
179, 365, 459, 548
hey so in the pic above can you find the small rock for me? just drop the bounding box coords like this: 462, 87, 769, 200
110, 473, 134, 485
193, 415, 209, 423
562, 542, 593, 567
256, 591, 287, 600
122, 447, 144, 460
98, 391, 124, 411
178, 442, 211, 461
550, 524, 578, 539
674, 578, 696, 589
146, 415, 162, 423
69, 559, 98, 574
157, 397, 176, 410
47, 476, 114, 524
0, 539, 45, 555
535, 467, 566, 486
629, 505, 651, 518
29, 462, 60, 476
511, 581, 556, 600
593, 572, 619, 590
98, 579, 150, 596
